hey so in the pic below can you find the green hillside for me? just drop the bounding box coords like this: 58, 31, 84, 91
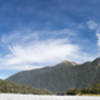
0, 80, 52, 94
7, 58, 100, 93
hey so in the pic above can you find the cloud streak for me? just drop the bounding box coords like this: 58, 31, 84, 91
0, 38, 81, 70
0, 28, 97, 71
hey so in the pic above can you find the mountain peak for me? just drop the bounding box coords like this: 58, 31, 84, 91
61, 60, 78, 66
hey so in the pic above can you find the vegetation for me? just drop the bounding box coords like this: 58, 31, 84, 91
0, 80, 52, 94
66, 83, 100, 95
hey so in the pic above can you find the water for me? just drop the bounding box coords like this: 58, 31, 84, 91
0, 94, 100, 100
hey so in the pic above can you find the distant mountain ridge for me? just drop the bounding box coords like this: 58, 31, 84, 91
7, 58, 100, 93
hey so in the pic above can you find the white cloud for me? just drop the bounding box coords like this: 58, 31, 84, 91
96, 33, 100, 49
1, 32, 20, 44
87, 20, 100, 50
0, 38, 82, 70
87, 20, 98, 30
0, 28, 97, 71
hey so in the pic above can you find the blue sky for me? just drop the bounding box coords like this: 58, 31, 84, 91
0, 0, 100, 79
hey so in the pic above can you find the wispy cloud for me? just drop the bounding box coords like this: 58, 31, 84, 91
0, 38, 80, 70
96, 33, 100, 49
0, 29, 76, 44
87, 20, 98, 30
87, 20, 100, 50
0, 28, 97, 71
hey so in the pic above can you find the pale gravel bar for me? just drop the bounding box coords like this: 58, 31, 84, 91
0, 94, 100, 100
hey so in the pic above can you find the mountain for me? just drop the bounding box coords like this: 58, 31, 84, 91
0, 80, 52, 94
7, 58, 100, 93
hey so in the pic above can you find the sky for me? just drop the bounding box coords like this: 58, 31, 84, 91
0, 0, 100, 79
